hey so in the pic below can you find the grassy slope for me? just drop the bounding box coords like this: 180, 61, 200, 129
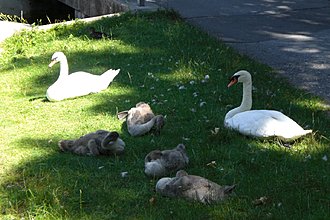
0, 11, 329, 219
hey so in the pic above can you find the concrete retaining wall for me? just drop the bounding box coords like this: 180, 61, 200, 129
57, 0, 129, 17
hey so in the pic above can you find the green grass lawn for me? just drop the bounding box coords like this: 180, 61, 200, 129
0, 11, 329, 219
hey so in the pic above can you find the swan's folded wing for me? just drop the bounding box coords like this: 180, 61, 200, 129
228, 110, 310, 140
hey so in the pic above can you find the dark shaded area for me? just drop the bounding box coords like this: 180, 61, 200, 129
24, 0, 75, 24
28, 0, 74, 24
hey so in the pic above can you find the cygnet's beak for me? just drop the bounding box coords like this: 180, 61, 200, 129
48, 59, 57, 68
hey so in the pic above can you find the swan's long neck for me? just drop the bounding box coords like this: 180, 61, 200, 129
225, 80, 252, 120
58, 57, 69, 80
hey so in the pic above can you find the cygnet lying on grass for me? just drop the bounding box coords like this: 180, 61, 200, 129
117, 102, 165, 136
58, 130, 125, 156
156, 170, 236, 204
144, 144, 189, 177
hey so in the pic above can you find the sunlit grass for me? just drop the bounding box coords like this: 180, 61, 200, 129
0, 11, 329, 219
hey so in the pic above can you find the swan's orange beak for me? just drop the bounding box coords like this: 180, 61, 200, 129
48, 60, 57, 68
227, 76, 238, 87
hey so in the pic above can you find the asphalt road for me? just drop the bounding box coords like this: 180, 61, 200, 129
165, 0, 330, 104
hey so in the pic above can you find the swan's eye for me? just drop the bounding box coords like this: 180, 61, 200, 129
229, 75, 239, 81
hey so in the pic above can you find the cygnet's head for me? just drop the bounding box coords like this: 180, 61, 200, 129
144, 160, 165, 177
176, 144, 186, 152
155, 177, 172, 192
101, 132, 125, 154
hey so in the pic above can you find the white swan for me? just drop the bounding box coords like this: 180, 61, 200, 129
224, 70, 312, 141
46, 51, 120, 101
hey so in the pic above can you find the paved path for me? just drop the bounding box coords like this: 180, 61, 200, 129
164, 0, 330, 104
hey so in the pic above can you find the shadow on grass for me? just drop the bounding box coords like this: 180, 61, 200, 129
1, 129, 329, 219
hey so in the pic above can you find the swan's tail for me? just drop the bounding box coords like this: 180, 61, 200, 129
301, 129, 313, 137
295, 129, 313, 138
100, 69, 120, 89
282, 129, 313, 142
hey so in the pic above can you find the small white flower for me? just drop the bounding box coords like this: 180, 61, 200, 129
211, 128, 220, 135
190, 108, 196, 112
207, 161, 216, 167
167, 88, 171, 91
125, 100, 130, 103
121, 172, 128, 178
193, 92, 198, 97
150, 86, 155, 90
204, 75, 210, 80
148, 72, 153, 76
178, 85, 186, 90
98, 166, 105, 169
322, 155, 328, 161
189, 80, 195, 85
182, 137, 190, 141
199, 101, 206, 107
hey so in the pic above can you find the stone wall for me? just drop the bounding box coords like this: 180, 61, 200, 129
57, 0, 129, 17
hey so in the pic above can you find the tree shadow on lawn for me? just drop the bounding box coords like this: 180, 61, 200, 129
1, 130, 330, 218
1, 134, 206, 218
